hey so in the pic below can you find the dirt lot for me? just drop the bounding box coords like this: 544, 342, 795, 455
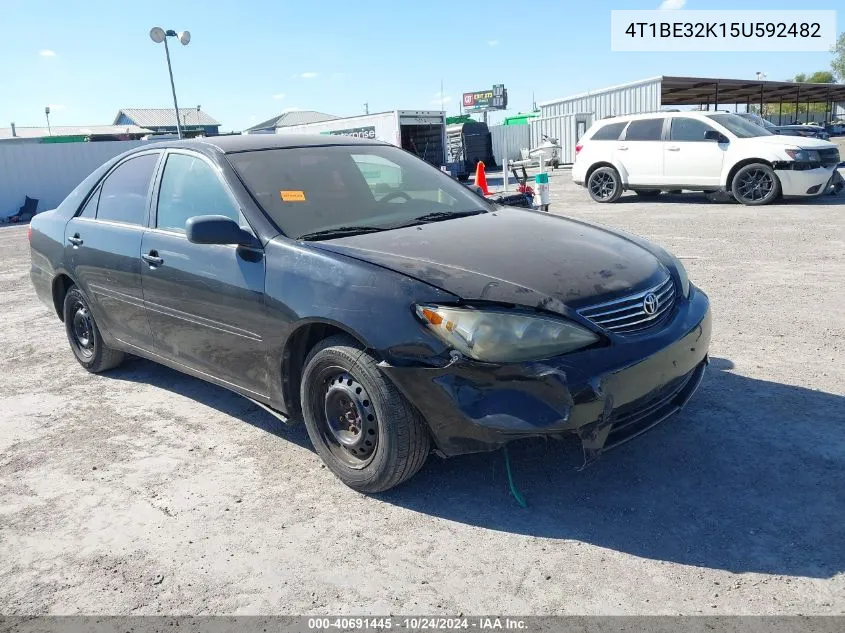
1, 172, 844, 615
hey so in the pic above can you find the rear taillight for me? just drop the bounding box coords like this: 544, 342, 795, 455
27, 226, 32, 242
575, 143, 583, 155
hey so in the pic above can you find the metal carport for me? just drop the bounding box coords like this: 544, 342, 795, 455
660, 76, 845, 124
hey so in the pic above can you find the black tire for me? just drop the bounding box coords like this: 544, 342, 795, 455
63, 286, 125, 373
587, 166, 623, 203
635, 190, 661, 198
731, 163, 781, 206
300, 335, 431, 493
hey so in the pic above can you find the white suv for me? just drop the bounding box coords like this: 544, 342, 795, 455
572, 111, 841, 206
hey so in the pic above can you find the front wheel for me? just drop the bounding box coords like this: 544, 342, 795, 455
300, 335, 431, 493
63, 286, 125, 373
731, 163, 780, 206
587, 166, 623, 203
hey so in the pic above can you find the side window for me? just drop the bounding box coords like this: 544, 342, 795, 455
670, 118, 717, 142
156, 154, 240, 232
96, 154, 159, 225
591, 121, 627, 141
78, 188, 100, 218
624, 118, 665, 141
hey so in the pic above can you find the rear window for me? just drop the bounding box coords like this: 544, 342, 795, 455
591, 121, 627, 141
624, 118, 665, 141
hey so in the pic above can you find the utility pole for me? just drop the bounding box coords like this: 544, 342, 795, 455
364, 102, 369, 115
44, 106, 52, 135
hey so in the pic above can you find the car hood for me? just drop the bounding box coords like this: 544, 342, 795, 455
752, 134, 835, 149
306, 209, 666, 316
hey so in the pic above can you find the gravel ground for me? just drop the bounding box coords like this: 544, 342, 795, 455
1, 169, 844, 616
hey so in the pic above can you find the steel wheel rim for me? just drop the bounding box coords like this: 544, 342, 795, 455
589, 172, 616, 199
316, 368, 378, 469
70, 300, 94, 359
736, 169, 774, 201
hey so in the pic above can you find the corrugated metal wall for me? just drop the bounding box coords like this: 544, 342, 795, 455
489, 125, 530, 162
539, 78, 662, 121
0, 140, 146, 216
529, 113, 594, 165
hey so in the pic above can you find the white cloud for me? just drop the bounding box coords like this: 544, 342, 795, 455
271, 93, 286, 100
487, 39, 499, 47
658, 0, 686, 9
300, 72, 318, 79
39, 49, 56, 57
431, 92, 453, 106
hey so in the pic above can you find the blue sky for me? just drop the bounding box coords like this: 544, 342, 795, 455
0, 0, 841, 131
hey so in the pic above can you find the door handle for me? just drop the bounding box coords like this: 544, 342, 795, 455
142, 251, 163, 266
67, 234, 83, 246
667, 146, 681, 151
617, 145, 628, 151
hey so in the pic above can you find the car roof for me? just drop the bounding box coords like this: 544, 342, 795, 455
139, 133, 388, 154
597, 111, 733, 124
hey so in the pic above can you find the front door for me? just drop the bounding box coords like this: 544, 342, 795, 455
140, 151, 269, 398
663, 117, 726, 187
64, 152, 161, 349
617, 117, 665, 186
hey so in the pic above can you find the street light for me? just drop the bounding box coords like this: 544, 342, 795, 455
44, 106, 52, 136
149, 26, 191, 139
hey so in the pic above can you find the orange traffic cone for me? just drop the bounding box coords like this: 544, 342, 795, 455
474, 161, 490, 196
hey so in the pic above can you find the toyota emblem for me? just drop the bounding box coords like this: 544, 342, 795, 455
642, 292, 658, 315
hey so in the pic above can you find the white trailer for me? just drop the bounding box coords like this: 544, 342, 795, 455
275, 110, 447, 168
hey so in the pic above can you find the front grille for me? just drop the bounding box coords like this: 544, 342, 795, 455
578, 275, 675, 335
819, 148, 840, 168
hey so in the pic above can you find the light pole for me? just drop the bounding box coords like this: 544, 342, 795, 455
44, 106, 52, 136
149, 26, 191, 139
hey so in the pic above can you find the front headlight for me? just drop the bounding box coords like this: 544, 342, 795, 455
415, 305, 599, 363
785, 149, 821, 162
667, 253, 690, 297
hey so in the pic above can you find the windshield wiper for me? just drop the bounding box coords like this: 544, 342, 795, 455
297, 225, 387, 241
389, 209, 488, 229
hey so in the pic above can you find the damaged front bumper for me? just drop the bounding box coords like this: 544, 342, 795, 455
773, 164, 839, 197
379, 285, 711, 460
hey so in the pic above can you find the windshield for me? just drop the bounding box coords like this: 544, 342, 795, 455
709, 113, 774, 138
228, 145, 491, 239
737, 113, 777, 131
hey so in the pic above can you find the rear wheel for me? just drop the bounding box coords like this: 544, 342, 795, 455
63, 286, 125, 373
300, 335, 431, 493
731, 163, 780, 206
587, 166, 623, 203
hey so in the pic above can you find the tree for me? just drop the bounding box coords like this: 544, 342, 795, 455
807, 71, 835, 83
833, 32, 845, 82
793, 72, 807, 83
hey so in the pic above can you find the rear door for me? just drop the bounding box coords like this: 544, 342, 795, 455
618, 118, 665, 185
64, 151, 161, 349
663, 117, 726, 187
139, 150, 269, 398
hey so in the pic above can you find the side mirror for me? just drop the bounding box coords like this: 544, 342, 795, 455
185, 215, 258, 247
704, 130, 727, 143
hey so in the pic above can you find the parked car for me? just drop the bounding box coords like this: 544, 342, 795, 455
735, 112, 831, 141
29, 135, 711, 492
573, 112, 840, 206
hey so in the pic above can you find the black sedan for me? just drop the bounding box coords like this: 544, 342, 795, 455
29, 135, 711, 492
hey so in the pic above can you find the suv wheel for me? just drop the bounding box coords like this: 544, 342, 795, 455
587, 166, 623, 203
731, 163, 780, 206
